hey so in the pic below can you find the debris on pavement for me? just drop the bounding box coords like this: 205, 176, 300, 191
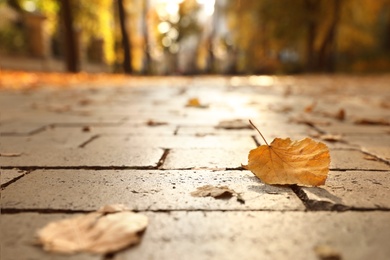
191, 185, 237, 199
36, 204, 148, 255
215, 119, 253, 130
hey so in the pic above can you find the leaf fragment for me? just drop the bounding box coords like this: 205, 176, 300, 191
191, 185, 236, 199
215, 119, 252, 130
0, 153, 22, 157
146, 119, 168, 126
243, 137, 330, 186
185, 98, 208, 108
354, 118, 390, 126
36, 205, 148, 255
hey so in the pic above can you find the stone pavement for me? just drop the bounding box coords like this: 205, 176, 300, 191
1, 75, 390, 260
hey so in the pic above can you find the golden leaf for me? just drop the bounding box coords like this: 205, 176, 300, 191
243, 121, 330, 186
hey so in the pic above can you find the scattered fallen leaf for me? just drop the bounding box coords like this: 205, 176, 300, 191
215, 119, 252, 130
318, 134, 343, 142
146, 119, 168, 126
379, 100, 390, 109
0, 153, 22, 157
290, 116, 332, 126
82, 126, 91, 132
314, 245, 342, 260
354, 118, 390, 126
335, 108, 346, 121
268, 104, 293, 113
191, 185, 236, 199
243, 120, 330, 186
363, 155, 378, 161
36, 204, 148, 255
185, 98, 208, 108
304, 102, 317, 113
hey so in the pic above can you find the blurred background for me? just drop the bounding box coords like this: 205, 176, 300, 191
1, 0, 390, 75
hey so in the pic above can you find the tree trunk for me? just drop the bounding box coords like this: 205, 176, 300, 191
60, 0, 80, 72
304, 0, 318, 72
318, 0, 341, 72
142, 0, 151, 74
117, 0, 132, 74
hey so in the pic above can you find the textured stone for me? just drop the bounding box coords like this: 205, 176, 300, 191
1, 213, 100, 260
303, 171, 390, 209
86, 135, 256, 150
330, 149, 390, 170
343, 135, 390, 162
1, 169, 27, 186
115, 211, 390, 260
0, 134, 164, 167
2, 170, 304, 211
162, 148, 249, 169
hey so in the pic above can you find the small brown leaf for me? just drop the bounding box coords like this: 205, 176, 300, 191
304, 102, 317, 113
215, 119, 252, 130
36, 205, 148, 255
335, 108, 346, 121
191, 185, 236, 199
363, 155, 378, 161
314, 245, 342, 260
0, 153, 22, 157
185, 98, 208, 108
319, 134, 343, 142
146, 119, 168, 126
354, 118, 390, 126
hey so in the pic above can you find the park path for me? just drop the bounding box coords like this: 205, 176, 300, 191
1, 74, 390, 260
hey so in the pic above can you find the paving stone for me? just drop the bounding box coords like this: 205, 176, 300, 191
48, 125, 177, 136
0, 121, 47, 135
302, 171, 390, 209
330, 149, 390, 170
1, 170, 304, 211
0, 135, 163, 167
86, 135, 257, 150
162, 148, 249, 169
1, 213, 100, 260
115, 211, 390, 260
1, 169, 27, 186
316, 122, 390, 135
343, 135, 390, 162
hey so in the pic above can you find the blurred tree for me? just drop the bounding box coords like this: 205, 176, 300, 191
60, 0, 80, 72
117, 0, 132, 73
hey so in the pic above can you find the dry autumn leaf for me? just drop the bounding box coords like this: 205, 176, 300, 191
215, 119, 252, 130
185, 98, 208, 108
243, 120, 330, 186
36, 205, 148, 255
191, 185, 236, 199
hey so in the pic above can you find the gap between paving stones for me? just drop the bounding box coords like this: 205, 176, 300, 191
291, 185, 390, 212
3, 206, 389, 215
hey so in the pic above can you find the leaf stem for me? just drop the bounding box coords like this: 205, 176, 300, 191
249, 120, 269, 146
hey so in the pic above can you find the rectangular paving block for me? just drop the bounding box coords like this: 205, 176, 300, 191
1, 213, 100, 260
330, 149, 390, 170
302, 171, 390, 209
316, 122, 390, 135
1, 134, 164, 168
86, 135, 257, 150
115, 211, 390, 260
2, 170, 304, 211
162, 148, 249, 169
343, 135, 390, 162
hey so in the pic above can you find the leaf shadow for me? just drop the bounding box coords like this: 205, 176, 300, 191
303, 187, 343, 204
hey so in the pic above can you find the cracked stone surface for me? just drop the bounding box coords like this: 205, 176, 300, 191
1, 75, 390, 260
